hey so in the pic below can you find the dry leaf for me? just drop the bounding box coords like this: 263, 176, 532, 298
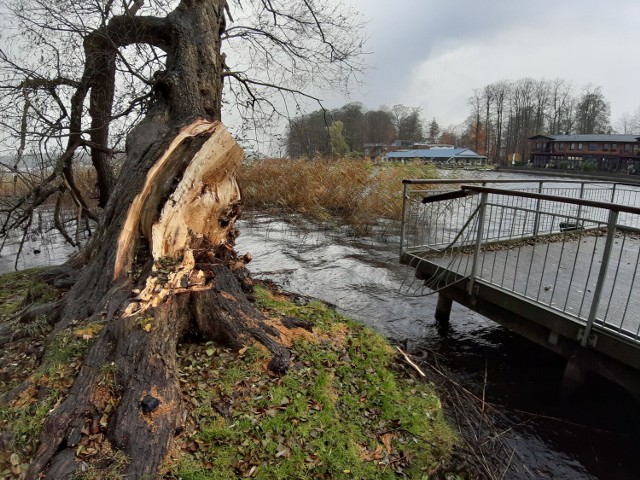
381, 432, 394, 454
275, 447, 291, 458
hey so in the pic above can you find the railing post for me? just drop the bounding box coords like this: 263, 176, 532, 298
399, 182, 409, 259
581, 209, 619, 347
576, 182, 586, 222
468, 191, 488, 295
611, 183, 617, 203
533, 181, 543, 237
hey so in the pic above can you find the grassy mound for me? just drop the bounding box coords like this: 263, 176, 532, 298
0, 270, 458, 479
166, 285, 457, 479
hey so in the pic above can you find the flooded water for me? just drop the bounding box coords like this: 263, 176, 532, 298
235, 212, 639, 480
2, 170, 639, 479
0, 213, 79, 273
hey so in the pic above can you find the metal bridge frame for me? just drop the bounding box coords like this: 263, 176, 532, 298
400, 179, 640, 393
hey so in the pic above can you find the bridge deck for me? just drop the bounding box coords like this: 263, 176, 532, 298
407, 235, 640, 340
402, 235, 640, 392
400, 180, 640, 393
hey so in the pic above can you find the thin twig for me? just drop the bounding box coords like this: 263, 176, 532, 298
54, 190, 76, 247
396, 346, 426, 377
14, 211, 33, 270
482, 357, 488, 414
499, 448, 516, 480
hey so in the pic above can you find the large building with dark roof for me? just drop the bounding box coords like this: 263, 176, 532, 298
529, 134, 640, 174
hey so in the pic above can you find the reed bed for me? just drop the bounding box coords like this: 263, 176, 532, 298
2, 157, 437, 237
238, 157, 437, 234
0, 167, 99, 210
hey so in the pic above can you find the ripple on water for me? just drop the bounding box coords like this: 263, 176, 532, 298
236, 214, 640, 480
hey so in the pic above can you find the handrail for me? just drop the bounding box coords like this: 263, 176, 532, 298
402, 178, 640, 188
461, 185, 640, 215
400, 178, 640, 347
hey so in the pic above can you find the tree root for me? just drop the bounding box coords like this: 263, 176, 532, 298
0, 300, 64, 349
27, 257, 290, 478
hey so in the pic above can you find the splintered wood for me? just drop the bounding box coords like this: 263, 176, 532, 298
115, 119, 244, 316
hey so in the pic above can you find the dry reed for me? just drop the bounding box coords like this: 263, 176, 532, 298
238, 157, 438, 234
3, 157, 436, 235
0, 167, 99, 210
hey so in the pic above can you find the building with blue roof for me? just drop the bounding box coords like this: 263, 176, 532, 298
386, 148, 487, 165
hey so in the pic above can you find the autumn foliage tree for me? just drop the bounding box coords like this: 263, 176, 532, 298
0, 0, 364, 477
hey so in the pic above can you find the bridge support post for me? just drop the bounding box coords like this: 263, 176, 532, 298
435, 294, 453, 323
562, 357, 588, 393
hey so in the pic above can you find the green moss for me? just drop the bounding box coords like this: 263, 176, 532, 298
0, 387, 61, 464
0, 267, 60, 317
253, 286, 349, 334
171, 287, 456, 479
42, 328, 94, 376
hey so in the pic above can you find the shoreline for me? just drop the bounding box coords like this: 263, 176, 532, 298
499, 165, 640, 185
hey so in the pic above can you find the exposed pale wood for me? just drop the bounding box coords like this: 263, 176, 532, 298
151, 122, 243, 258
113, 119, 222, 280
118, 120, 244, 317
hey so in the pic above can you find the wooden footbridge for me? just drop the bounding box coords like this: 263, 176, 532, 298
400, 179, 640, 393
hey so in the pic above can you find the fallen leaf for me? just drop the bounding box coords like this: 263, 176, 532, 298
381, 433, 394, 454
275, 446, 291, 458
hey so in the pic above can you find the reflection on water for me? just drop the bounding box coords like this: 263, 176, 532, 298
0, 217, 78, 273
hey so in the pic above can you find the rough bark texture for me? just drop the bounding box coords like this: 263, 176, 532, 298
22, 2, 292, 478
28, 118, 293, 479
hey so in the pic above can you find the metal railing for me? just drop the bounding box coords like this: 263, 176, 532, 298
400, 179, 640, 344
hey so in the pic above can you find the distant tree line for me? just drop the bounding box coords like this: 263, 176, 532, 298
443, 77, 640, 165
286, 78, 639, 164
286, 103, 439, 157
451, 79, 617, 164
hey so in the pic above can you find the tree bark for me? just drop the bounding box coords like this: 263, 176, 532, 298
24, 2, 292, 478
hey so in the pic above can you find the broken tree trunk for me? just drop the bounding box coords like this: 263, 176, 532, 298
26, 120, 290, 479
6, 2, 298, 476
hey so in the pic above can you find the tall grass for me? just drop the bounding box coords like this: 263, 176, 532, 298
238, 157, 437, 234
0, 167, 99, 209
2, 157, 437, 236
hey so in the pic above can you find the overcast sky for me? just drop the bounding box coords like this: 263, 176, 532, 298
331, 0, 640, 129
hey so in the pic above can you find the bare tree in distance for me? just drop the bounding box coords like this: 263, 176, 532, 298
390, 104, 424, 142
364, 107, 396, 145
615, 109, 640, 135
467, 89, 483, 152
462, 78, 614, 163
285, 103, 401, 157
0, 1, 365, 477
427, 118, 440, 144
575, 85, 611, 134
